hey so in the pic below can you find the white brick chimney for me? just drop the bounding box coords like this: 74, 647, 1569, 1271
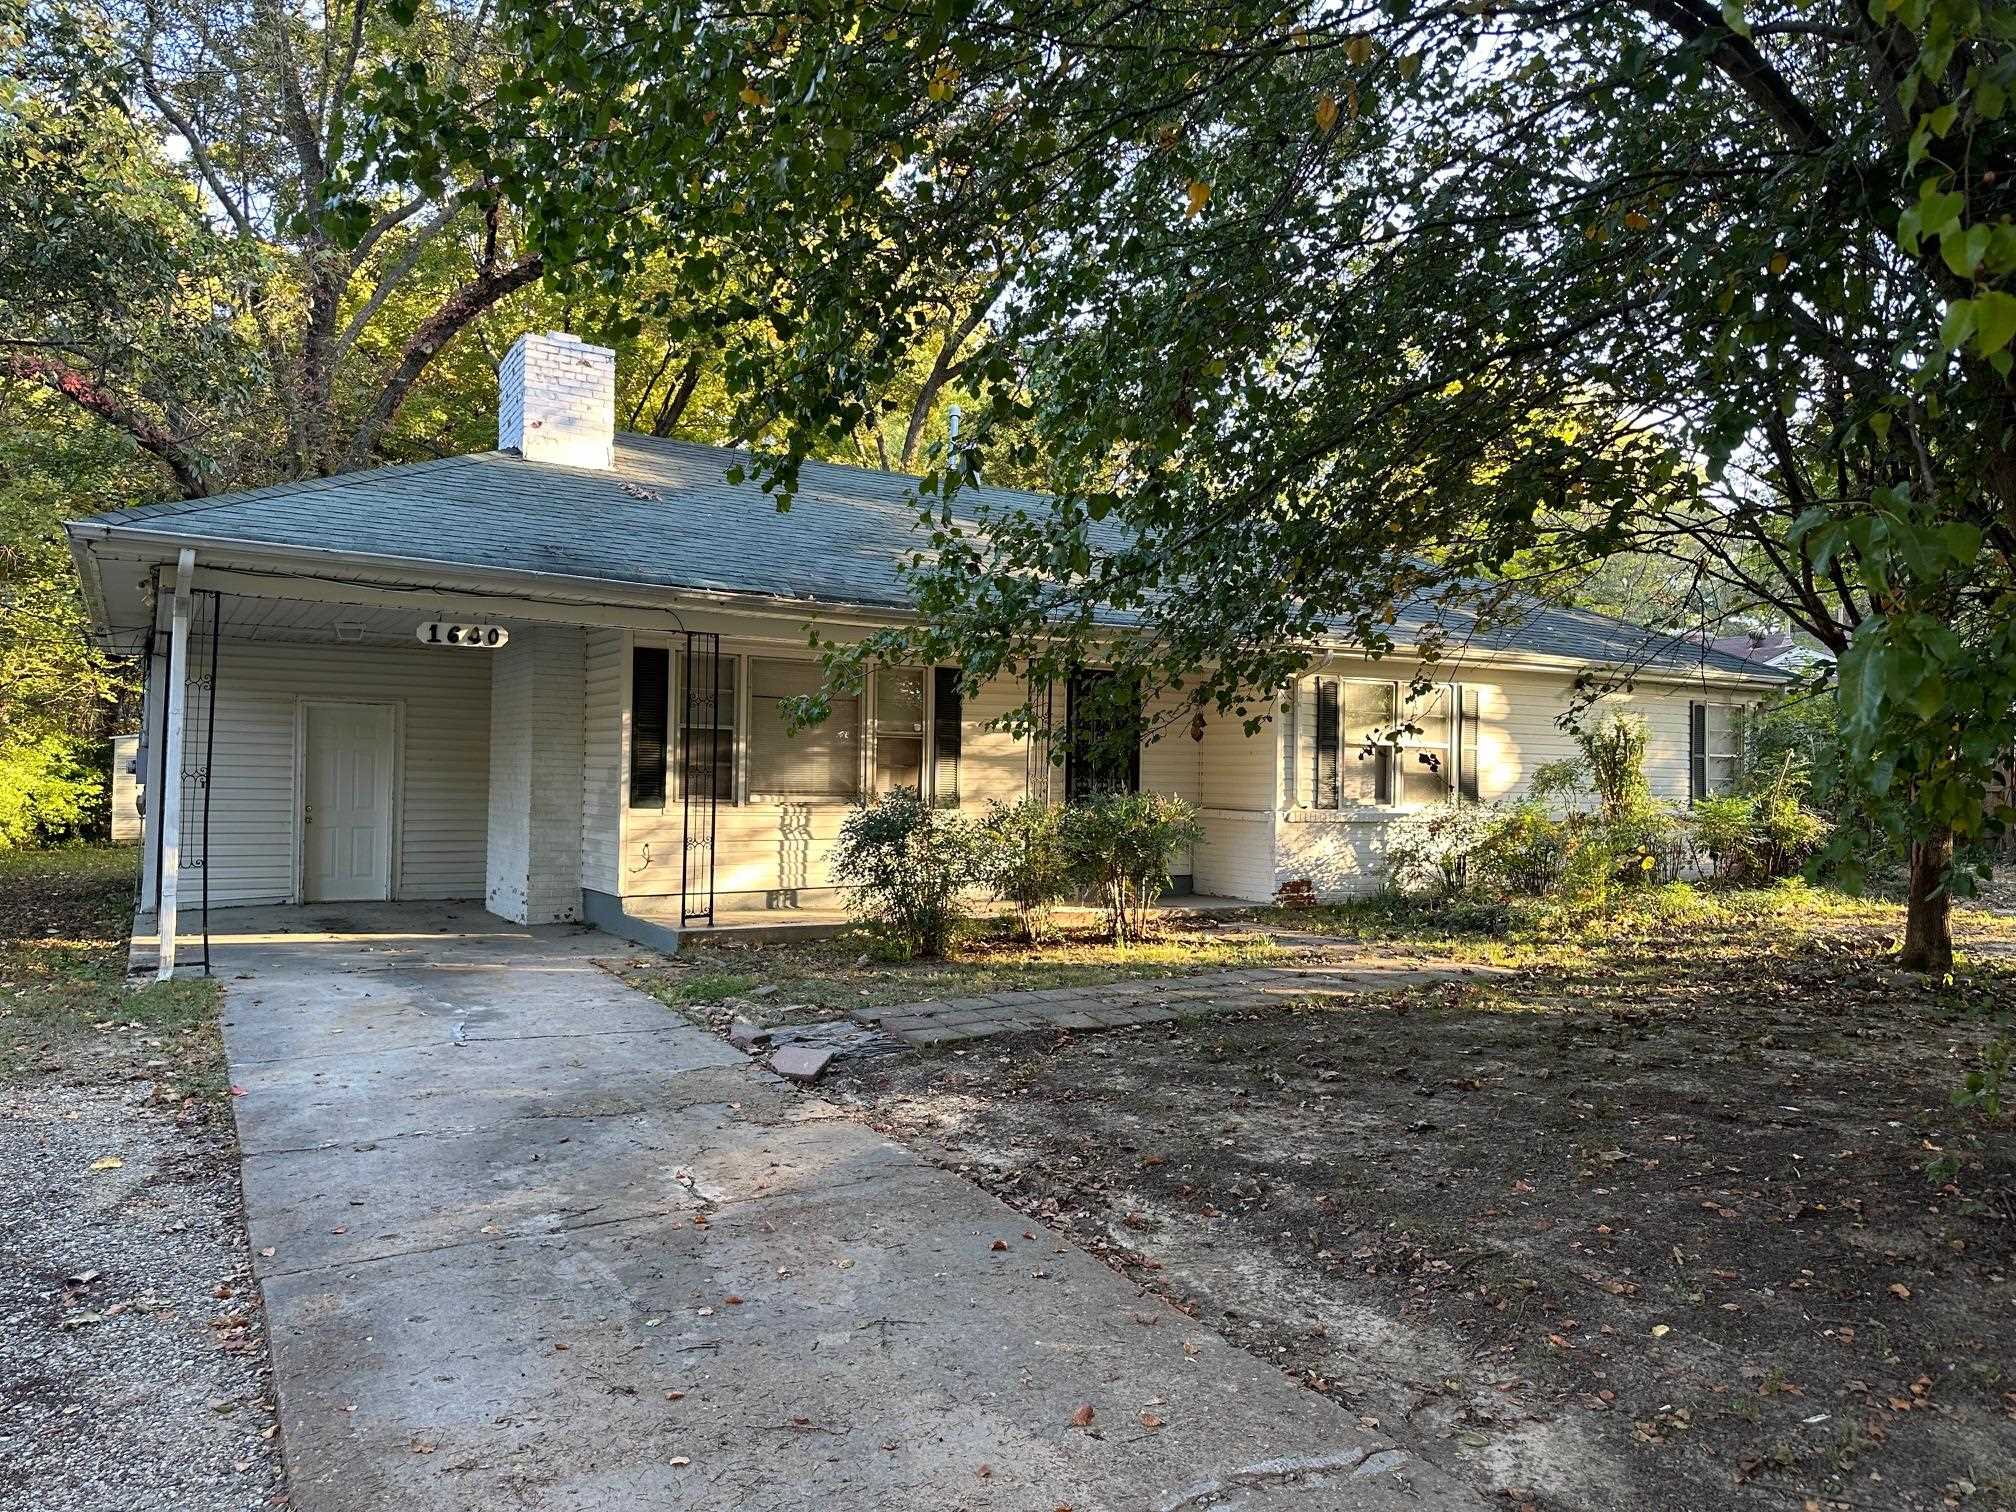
498, 331, 616, 469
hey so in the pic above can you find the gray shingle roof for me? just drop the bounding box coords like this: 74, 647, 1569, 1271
76, 435, 1785, 680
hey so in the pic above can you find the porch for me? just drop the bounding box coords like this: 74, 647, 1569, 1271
122, 566, 1286, 977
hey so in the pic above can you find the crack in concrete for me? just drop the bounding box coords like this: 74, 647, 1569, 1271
256, 1203, 695, 1281
1155, 1447, 1416, 1510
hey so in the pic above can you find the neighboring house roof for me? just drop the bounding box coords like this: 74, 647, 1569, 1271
1703, 631, 1832, 670
70, 434, 1787, 681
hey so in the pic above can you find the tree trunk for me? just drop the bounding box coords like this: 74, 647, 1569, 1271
1900, 828, 1955, 974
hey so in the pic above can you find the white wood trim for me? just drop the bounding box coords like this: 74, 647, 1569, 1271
155, 548, 195, 980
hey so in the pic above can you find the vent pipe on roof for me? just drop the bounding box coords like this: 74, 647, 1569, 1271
499, 331, 616, 470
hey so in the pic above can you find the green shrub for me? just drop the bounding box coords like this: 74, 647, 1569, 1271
1553, 833, 1617, 915
830, 787, 986, 959
1059, 793, 1203, 944
1387, 802, 1497, 896
1468, 798, 1571, 895
1688, 776, 1830, 884
979, 797, 1072, 941
1691, 794, 1758, 878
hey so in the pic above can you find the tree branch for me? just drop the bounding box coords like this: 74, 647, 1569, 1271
343, 256, 546, 466
5, 352, 209, 498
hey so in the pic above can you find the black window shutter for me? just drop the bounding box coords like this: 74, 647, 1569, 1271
1458, 685, 1480, 803
1314, 678, 1340, 809
1689, 701, 1707, 802
631, 647, 670, 809
932, 667, 963, 806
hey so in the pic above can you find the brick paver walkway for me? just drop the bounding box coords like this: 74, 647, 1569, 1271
849, 957, 1506, 1046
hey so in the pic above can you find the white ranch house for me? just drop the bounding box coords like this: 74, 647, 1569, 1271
65, 332, 1785, 973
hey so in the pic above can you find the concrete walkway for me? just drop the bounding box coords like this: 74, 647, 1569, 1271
852, 958, 1506, 1045
215, 902, 1481, 1511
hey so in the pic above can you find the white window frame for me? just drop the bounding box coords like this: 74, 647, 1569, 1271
868, 665, 930, 800
1393, 684, 1455, 808
1701, 701, 1744, 797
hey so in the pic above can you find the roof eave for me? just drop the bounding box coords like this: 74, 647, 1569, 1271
67, 520, 928, 629
70, 520, 1793, 688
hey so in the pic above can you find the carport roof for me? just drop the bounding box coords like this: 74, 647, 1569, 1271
72, 433, 1786, 680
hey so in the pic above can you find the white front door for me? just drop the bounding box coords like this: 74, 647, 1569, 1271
303, 702, 395, 902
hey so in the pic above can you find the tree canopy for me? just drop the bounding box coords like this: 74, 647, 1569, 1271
367, 0, 2016, 968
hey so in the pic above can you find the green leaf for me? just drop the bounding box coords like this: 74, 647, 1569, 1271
1942, 221, 1991, 278
1942, 297, 1978, 350
1973, 290, 2016, 355
1837, 633, 1887, 761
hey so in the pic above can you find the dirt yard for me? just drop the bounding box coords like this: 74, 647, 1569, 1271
825, 890, 2016, 1512
0, 847, 278, 1512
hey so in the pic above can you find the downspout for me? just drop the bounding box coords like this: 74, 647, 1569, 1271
155, 547, 196, 981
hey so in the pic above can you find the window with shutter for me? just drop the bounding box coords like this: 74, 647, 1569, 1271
1310, 678, 1400, 805
747, 658, 862, 801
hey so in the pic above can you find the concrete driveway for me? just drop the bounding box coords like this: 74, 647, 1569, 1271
217, 902, 1479, 1511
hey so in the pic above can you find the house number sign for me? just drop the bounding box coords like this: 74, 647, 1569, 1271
416, 621, 510, 648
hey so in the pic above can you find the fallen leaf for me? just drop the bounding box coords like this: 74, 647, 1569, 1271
990, 1239, 1009, 1252
230, 1085, 247, 1097
1650, 1324, 1671, 1338
90, 1157, 123, 1172
669, 1455, 690, 1467
1889, 1283, 1912, 1300
723, 1295, 744, 1306
1139, 1411, 1164, 1430
1070, 1403, 1096, 1427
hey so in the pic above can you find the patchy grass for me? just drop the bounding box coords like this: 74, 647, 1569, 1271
0, 845, 224, 1098
829, 888, 2016, 1512
616, 914, 1296, 1029
1256, 877, 2016, 970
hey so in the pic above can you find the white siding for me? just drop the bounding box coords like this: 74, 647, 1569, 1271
1195, 703, 1280, 899
1269, 663, 1721, 900
486, 626, 584, 923
580, 628, 625, 895
170, 639, 490, 907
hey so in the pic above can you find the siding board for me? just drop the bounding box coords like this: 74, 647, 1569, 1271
171, 639, 490, 906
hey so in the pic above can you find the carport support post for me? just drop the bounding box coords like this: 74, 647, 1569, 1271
155, 548, 196, 982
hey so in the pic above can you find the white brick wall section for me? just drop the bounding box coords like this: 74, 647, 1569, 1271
486, 626, 587, 923
498, 331, 616, 470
